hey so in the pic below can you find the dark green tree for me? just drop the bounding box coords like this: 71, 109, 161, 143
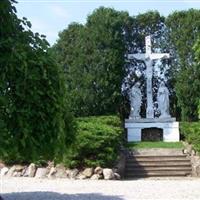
166, 9, 200, 121
0, 0, 75, 163
52, 7, 131, 117
193, 39, 200, 120
52, 23, 92, 116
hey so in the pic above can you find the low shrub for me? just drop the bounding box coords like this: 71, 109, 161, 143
180, 122, 200, 153
63, 115, 123, 168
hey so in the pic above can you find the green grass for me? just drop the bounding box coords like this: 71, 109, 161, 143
126, 141, 184, 149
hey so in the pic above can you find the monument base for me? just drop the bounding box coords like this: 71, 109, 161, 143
125, 118, 179, 142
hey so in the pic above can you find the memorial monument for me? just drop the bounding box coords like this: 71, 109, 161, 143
125, 35, 179, 142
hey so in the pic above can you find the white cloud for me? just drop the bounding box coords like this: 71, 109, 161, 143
49, 5, 70, 19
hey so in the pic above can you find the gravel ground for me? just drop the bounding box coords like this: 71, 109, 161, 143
1, 177, 200, 200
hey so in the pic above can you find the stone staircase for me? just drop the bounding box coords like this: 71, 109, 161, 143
125, 149, 192, 178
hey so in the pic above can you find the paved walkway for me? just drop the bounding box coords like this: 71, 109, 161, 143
1, 177, 200, 200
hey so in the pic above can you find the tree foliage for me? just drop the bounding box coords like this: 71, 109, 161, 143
194, 39, 200, 120
166, 9, 200, 121
53, 9, 169, 118
0, 0, 75, 163
52, 7, 200, 121
52, 7, 131, 117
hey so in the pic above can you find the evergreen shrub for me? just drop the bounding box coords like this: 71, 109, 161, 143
180, 122, 200, 153
63, 115, 123, 168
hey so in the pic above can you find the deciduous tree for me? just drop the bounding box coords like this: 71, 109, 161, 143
166, 9, 200, 120
0, 0, 74, 163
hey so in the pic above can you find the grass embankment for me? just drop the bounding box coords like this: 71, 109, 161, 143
126, 142, 184, 149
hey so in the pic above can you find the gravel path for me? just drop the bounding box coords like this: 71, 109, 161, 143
1, 177, 200, 200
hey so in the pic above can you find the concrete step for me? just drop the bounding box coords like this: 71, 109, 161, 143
125, 166, 192, 172
127, 154, 187, 159
127, 148, 184, 156
125, 153, 192, 178
125, 171, 191, 178
126, 158, 190, 162
126, 161, 191, 167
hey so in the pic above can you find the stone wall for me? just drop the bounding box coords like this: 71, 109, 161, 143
0, 162, 121, 180
183, 142, 200, 177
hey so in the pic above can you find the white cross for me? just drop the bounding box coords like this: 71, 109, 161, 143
128, 35, 170, 118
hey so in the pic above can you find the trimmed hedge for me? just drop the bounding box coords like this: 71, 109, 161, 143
63, 115, 123, 168
180, 122, 200, 153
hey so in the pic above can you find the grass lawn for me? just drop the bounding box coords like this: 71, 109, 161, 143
126, 141, 184, 149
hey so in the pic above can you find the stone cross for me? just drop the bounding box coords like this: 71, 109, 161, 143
128, 35, 170, 118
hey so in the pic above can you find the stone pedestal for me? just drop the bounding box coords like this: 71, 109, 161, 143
125, 118, 179, 142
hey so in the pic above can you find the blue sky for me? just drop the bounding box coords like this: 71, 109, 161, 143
16, 0, 200, 45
